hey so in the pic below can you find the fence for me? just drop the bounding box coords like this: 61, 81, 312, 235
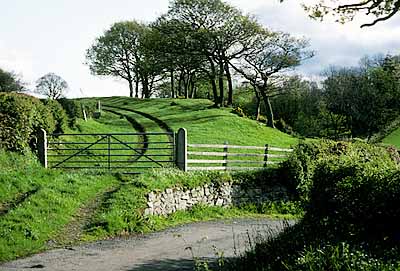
37, 128, 293, 173
175, 128, 293, 172
38, 129, 175, 174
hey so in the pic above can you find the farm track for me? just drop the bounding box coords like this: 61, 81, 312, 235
103, 104, 174, 142
103, 108, 149, 162
0, 187, 40, 216
47, 184, 122, 248
2, 218, 293, 271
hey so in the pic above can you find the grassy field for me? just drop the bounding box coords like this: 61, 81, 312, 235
382, 126, 400, 148
0, 97, 300, 262
98, 97, 297, 147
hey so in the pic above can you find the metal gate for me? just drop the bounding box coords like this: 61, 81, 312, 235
46, 132, 175, 174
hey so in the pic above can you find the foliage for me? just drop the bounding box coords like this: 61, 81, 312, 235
41, 99, 68, 133
86, 21, 147, 98
35, 73, 69, 99
0, 68, 25, 93
299, 0, 400, 27
0, 93, 56, 152
233, 141, 400, 271
280, 140, 397, 203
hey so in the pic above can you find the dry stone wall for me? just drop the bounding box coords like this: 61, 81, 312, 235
144, 182, 288, 216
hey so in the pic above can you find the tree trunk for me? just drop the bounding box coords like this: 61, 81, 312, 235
184, 75, 188, 99
170, 70, 175, 98
225, 62, 233, 106
141, 75, 150, 98
127, 72, 134, 98
135, 74, 139, 98
259, 87, 275, 128
190, 74, 196, 99
218, 60, 224, 106
207, 56, 219, 106
178, 71, 184, 97
254, 86, 261, 121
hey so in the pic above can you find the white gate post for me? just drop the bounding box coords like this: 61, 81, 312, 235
176, 128, 187, 172
37, 129, 48, 168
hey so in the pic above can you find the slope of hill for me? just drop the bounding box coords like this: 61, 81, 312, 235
382, 126, 400, 148
96, 97, 298, 147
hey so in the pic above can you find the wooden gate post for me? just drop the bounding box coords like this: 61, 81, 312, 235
176, 128, 187, 172
37, 129, 48, 168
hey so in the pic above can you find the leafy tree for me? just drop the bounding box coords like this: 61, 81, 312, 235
166, 0, 260, 106
0, 68, 24, 92
35, 73, 69, 99
231, 28, 313, 128
297, 0, 400, 27
86, 21, 143, 98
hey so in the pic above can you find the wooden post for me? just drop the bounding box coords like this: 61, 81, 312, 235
82, 109, 87, 121
176, 128, 187, 172
37, 129, 48, 168
264, 144, 269, 168
97, 100, 101, 112
223, 141, 228, 171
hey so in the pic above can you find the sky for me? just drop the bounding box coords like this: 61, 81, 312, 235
1, 0, 400, 98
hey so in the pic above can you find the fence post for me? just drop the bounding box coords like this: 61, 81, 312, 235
223, 141, 228, 171
263, 144, 269, 167
107, 135, 111, 171
176, 128, 187, 172
37, 129, 48, 168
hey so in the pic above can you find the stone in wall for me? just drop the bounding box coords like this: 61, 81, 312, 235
143, 182, 287, 217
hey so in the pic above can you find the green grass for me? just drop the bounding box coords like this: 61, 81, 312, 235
0, 97, 300, 262
0, 150, 119, 261
83, 168, 300, 240
382, 126, 400, 148
99, 97, 297, 147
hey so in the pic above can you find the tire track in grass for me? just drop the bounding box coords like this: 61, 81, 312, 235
48, 184, 122, 248
103, 104, 174, 142
0, 187, 40, 216
103, 108, 148, 162
104, 104, 175, 169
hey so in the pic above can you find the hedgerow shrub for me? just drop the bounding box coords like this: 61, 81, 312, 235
0, 93, 56, 152
234, 141, 400, 271
57, 98, 83, 127
57, 98, 97, 127
279, 140, 397, 203
41, 99, 68, 134
307, 149, 400, 243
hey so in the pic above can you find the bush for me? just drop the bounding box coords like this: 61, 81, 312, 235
41, 99, 68, 134
307, 151, 400, 243
57, 98, 83, 127
0, 93, 55, 152
57, 98, 98, 127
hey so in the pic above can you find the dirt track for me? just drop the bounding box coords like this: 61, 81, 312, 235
1, 218, 291, 271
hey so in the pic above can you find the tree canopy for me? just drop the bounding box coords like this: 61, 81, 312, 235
0, 68, 24, 93
35, 73, 69, 99
299, 0, 400, 27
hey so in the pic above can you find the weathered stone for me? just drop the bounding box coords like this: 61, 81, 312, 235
148, 192, 156, 201
144, 208, 153, 216
216, 198, 224, 206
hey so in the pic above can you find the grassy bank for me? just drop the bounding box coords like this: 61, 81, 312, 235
0, 151, 119, 262
383, 126, 400, 148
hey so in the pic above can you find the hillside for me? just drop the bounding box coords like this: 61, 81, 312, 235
382, 126, 400, 148
94, 97, 297, 147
